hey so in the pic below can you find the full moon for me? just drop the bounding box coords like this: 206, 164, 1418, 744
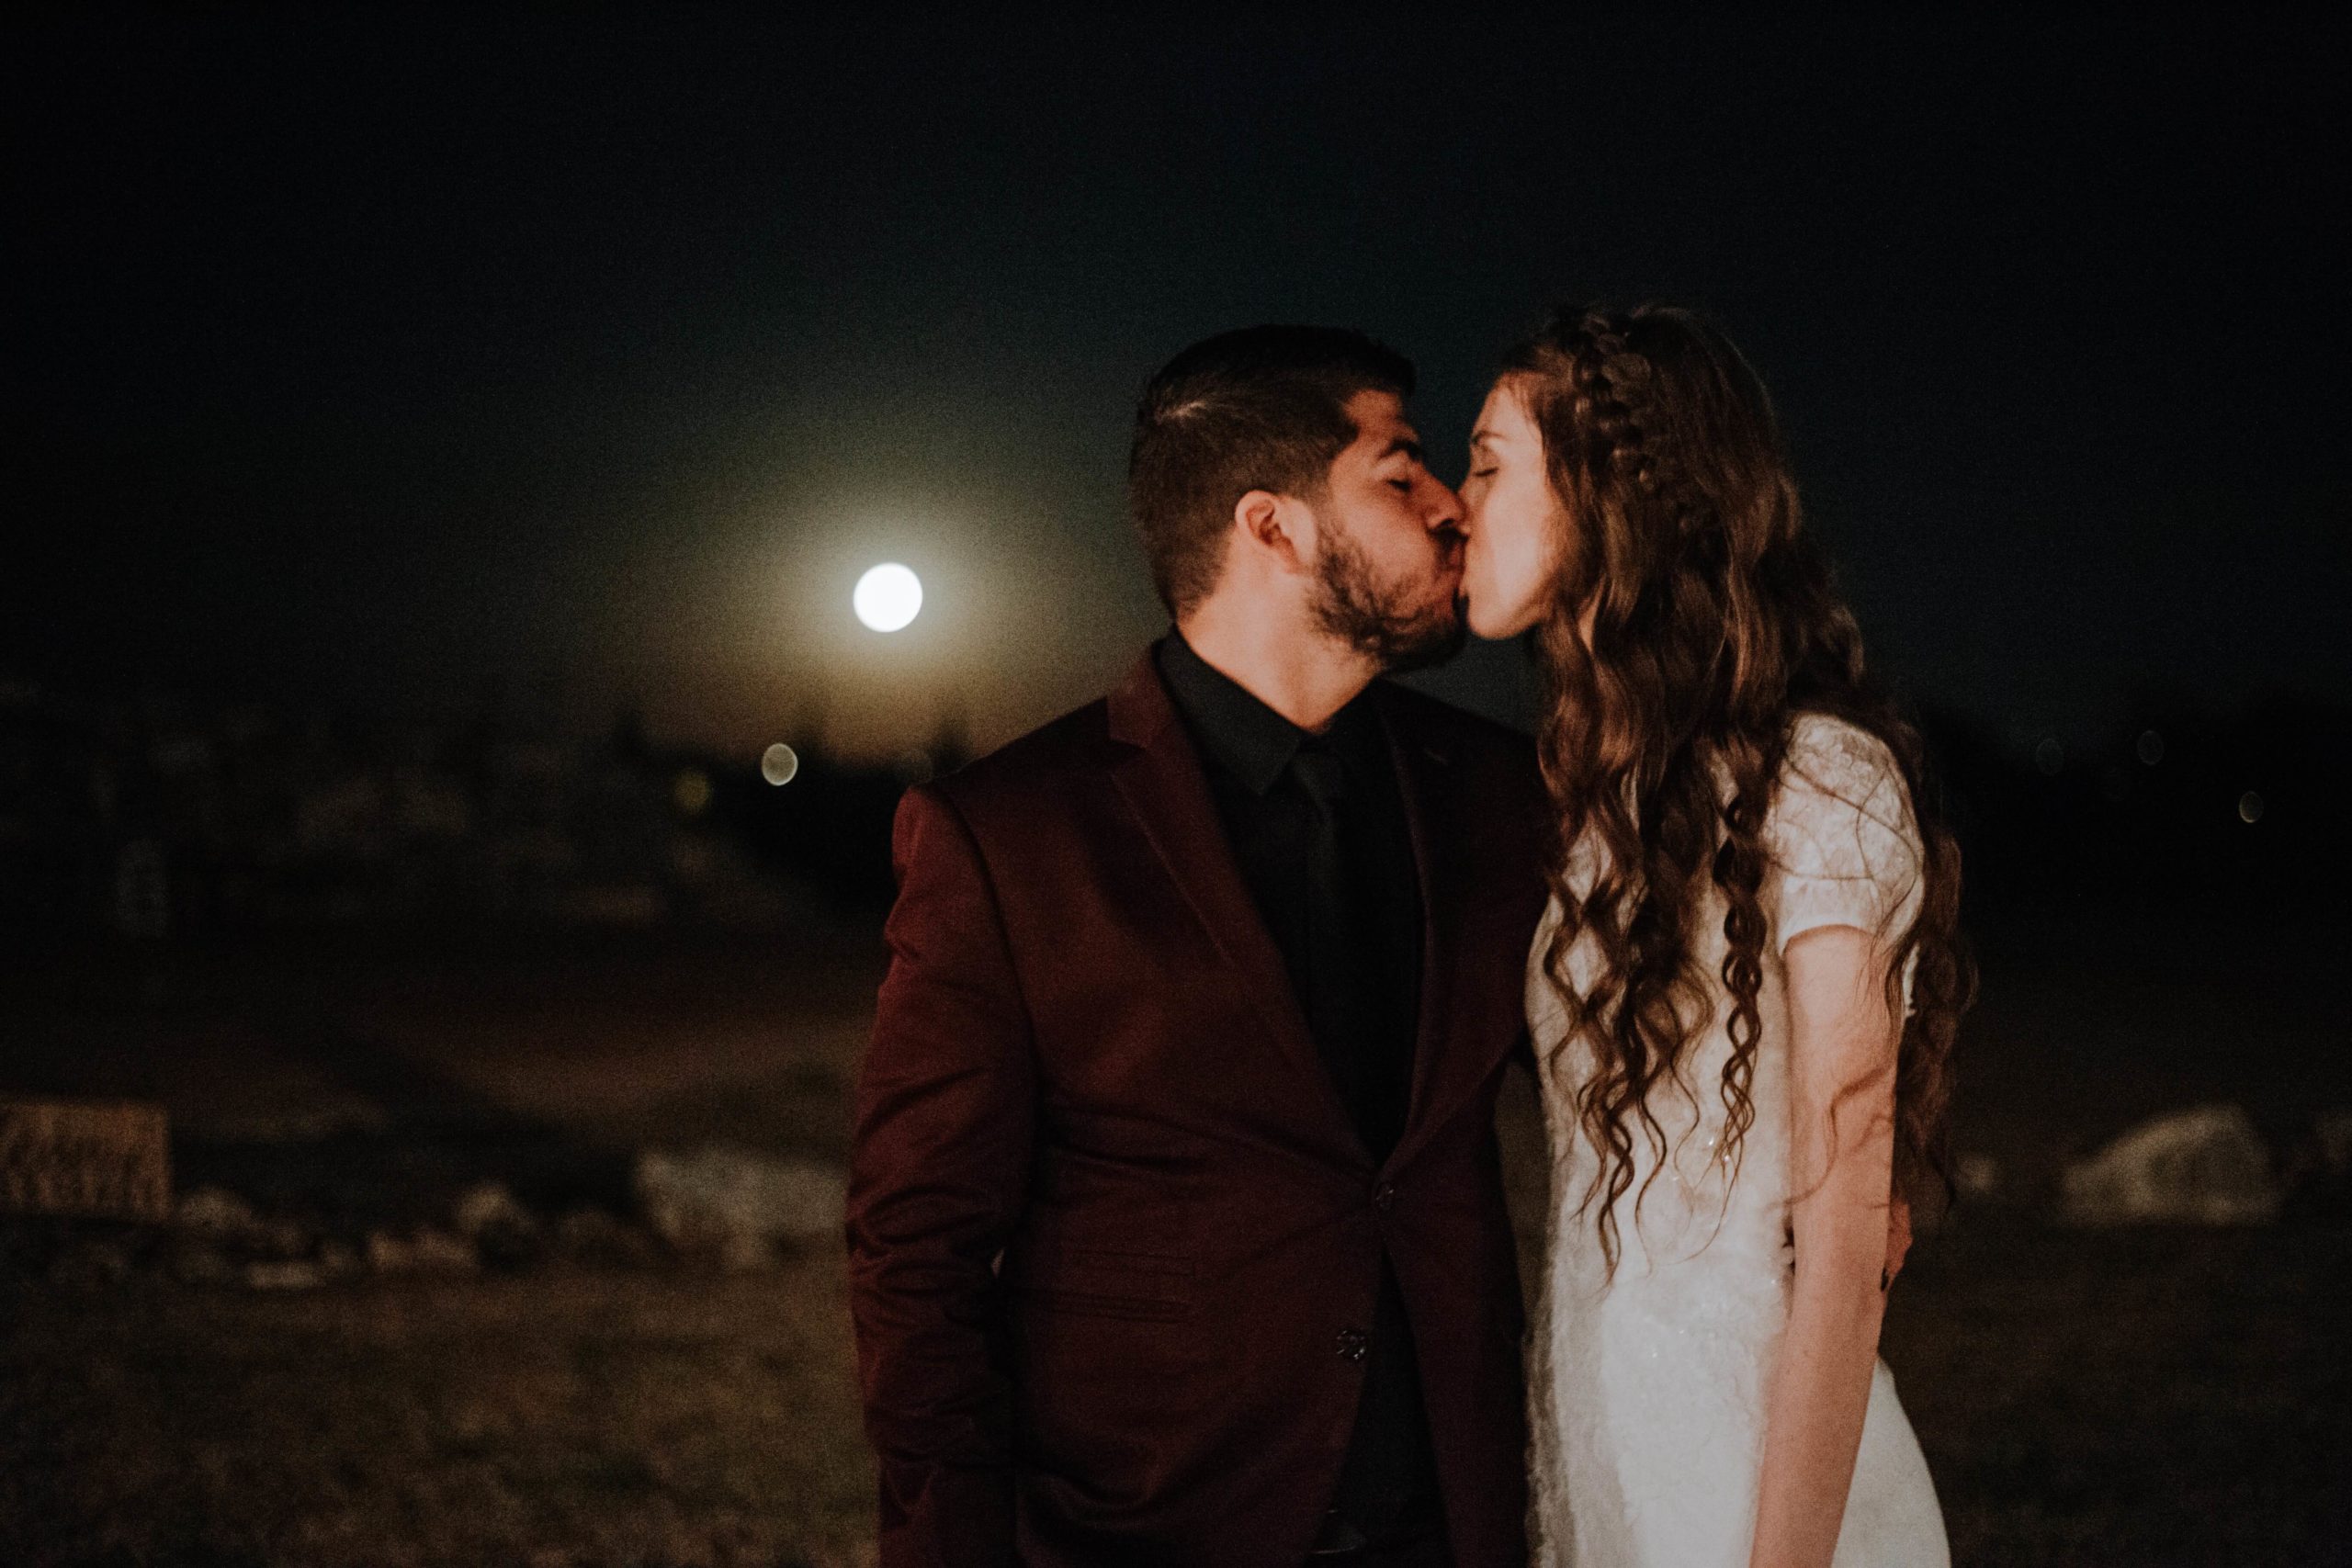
854, 563, 923, 632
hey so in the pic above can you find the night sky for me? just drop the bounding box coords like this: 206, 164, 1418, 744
10, 12, 2348, 760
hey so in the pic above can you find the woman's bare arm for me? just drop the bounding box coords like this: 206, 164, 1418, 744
1749, 924, 1902, 1568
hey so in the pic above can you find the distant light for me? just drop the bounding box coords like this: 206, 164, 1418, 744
2238, 790, 2264, 825
1955, 1153, 2001, 1201
761, 743, 800, 786
2136, 729, 2165, 766
854, 563, 923, 632
2034, 737, 2064, 776
672, 768, 713, 817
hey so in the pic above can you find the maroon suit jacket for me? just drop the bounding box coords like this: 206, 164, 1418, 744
846, 651, 1550, 1568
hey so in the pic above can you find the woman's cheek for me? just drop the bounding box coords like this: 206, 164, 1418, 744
1495, 523, 1532, 602
1517, 482, 1566, 600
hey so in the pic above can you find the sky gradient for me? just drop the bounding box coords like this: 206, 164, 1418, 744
10, 12, 2348, 759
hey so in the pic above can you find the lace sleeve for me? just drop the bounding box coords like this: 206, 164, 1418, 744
1765, 715, 1927, 965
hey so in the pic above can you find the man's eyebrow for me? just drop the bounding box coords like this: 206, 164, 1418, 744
1378, 435, 1426, 462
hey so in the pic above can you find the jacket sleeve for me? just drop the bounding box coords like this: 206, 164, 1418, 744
845, 782, 1036, 1568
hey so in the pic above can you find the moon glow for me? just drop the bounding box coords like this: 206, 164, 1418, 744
854, 563, 923, 632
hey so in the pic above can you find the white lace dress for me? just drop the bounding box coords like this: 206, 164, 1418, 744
1525, 716, 1950, 1567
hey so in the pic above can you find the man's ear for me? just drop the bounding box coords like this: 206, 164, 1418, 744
1234, 489, 1306, 571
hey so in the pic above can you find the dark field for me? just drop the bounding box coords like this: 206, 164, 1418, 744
4, 919, 2348, 1566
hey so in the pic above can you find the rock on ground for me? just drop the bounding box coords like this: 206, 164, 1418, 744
175, 1184, 313, 1260
450, 1179, 546, 1269
633, 1146, 847, 1269
2061, 1103, 2282, 1226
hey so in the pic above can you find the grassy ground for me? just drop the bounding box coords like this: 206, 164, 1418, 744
4, 919, 2348, 1565
1883, 1216, 2352, 1566
2, 1261, 873, 1568
6, 1214, 2345, 1566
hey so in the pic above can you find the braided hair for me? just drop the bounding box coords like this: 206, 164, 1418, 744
1506, 305, 1972, 1274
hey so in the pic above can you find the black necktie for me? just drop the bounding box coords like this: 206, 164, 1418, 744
1298, 742, 1374, 1133
1294, 739, 1436, 1540
1291, 739, 1397, 1158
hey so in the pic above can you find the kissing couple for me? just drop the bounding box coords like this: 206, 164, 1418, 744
848, 308, 1969, 1567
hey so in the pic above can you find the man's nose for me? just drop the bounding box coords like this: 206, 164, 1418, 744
1424, 478, 1465, 531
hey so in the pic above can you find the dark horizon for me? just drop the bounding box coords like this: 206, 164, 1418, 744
9, 12, 2349, 759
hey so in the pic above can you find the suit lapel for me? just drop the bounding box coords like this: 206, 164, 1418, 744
1104, 654, 1367, 1168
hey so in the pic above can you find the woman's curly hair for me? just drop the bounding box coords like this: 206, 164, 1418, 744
1506, 304, 1973, 1272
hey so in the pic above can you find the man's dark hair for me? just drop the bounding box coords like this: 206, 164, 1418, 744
1127, 324, 1416, 616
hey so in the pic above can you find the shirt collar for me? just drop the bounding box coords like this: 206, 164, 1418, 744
1154, 629, 1387, 796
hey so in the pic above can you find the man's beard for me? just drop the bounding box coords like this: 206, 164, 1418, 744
1306, 516, 1467, 673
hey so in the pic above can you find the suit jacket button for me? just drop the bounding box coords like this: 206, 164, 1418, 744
1374, 1182, 1396, 1213
1335, 1326, 1369, 1363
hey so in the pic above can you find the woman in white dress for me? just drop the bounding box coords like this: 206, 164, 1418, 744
1455, 305, 1972, 1567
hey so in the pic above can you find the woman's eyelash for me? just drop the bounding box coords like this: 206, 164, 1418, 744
1469, 467, 1498, 479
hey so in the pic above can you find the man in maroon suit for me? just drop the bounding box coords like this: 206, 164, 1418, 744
846, 327, 1550, 1567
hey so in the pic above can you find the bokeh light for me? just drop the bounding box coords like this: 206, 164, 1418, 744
2238, 790, 2264, 824
854, 563, 923, 633
761, 743, 800, 786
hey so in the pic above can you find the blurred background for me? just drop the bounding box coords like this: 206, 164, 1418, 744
4, 11, 2348, 1566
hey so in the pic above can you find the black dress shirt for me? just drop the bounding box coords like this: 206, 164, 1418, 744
1154, 630, 1442, 1545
